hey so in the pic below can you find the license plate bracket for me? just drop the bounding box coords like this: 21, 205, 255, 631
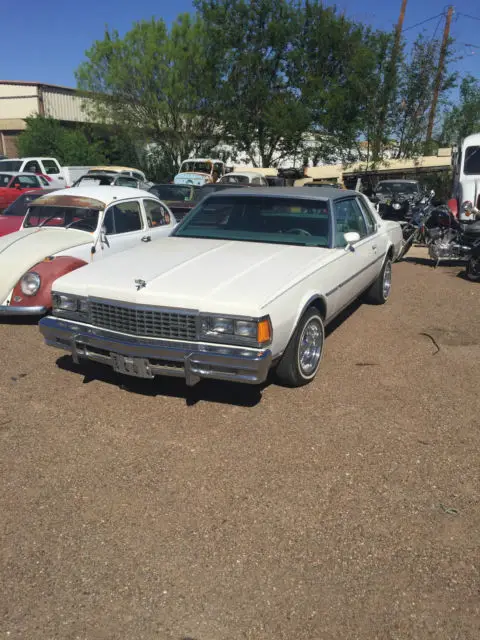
111, 353, 154, 378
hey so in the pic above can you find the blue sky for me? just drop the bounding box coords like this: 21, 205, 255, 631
4, 0, 479, 88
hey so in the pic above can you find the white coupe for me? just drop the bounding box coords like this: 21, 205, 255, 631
39, 187, 403, 387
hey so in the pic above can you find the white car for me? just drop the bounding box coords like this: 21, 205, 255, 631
39, 187, 403, 387
0, 187, 176, 316
219, 171, 269, 186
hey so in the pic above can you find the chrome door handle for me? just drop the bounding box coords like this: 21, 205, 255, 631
141, 235, 151, 242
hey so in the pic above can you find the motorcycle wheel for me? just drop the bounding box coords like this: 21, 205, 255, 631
397, 231, 416, 260
466, 256, 480, 282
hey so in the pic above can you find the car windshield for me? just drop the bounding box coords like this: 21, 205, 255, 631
180, 161, 212, 174
24, 205, 100, 231
464, 146, 480, 175
174, 195, 330, 247
150, 185, 194, 201
0, 173, 13, 187
376, 182, 419, 195
0, 161, 22, 172
192, 185, 243, 202
220, 175, 250, 184
3, 192, 43, 216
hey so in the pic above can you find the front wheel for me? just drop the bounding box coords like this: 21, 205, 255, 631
275, 308, 325, 387
466, 256, 480, 282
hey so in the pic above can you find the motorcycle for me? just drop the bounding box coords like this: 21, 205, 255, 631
372, 186, 424, 221
398, 201, 480, 273
466, 241, 480, 282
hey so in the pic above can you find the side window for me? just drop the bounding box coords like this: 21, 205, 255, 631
213, 162, 223, 175
252, 177, 261, 185
24, 161, 40, 173
143, 199, 170, 227
333, 198, 368, 247
104, 200, 143, 234
132, 171, 144, 181
17, 175, 40, 188
356, 196, 376, 235
42, 160, 60, 175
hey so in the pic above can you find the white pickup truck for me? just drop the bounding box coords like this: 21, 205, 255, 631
0, 157, 90, 188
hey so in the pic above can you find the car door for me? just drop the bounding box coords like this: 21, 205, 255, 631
331, 197, 379, 310
97, 199, 149, 259
142, 198, 176, 238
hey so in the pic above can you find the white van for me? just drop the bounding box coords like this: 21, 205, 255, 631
451, 133, 480, 222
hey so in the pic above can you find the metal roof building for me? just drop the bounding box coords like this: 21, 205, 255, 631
0, 81, 93, 157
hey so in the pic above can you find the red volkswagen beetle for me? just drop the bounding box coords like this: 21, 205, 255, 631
0, 189, 56, 237
0, 172, 50, 212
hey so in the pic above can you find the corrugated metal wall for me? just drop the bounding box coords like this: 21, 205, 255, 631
43, 89, 91, 122
0, 83, 39, 119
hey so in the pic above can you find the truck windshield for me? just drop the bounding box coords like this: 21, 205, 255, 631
174, 195, 331, 247
0, 161, 22, 172
464, 146, 480, 175
24, 206, 100, 231
180, 161, 212, 174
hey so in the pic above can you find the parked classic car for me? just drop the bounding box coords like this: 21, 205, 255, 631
0, 187, 176, 316
73, 172, 148, 190
87, 166, 148, 183
0, 189, 56, 237
174, 158, 225, 186
218, 171, 269, 186
39, 187, 403, 387
148, 184, 198, 221
0, 172, 50, 211
370, 180, 423, 220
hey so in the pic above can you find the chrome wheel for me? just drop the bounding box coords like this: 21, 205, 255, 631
298, 317, 323, 377
383, 260, 392, 299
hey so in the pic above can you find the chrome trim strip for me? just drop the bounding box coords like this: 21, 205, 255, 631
326, 252, 386, 297
0, 305, 47, 316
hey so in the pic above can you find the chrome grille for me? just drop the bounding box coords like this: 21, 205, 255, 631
89, 300, 197, 340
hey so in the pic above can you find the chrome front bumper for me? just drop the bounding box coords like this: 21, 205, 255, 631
39, 316, 272, 386
0, 305, 47, 316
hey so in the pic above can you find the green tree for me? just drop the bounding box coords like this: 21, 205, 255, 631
18, 116, 104, 164
441, 75, 480, 145
76, 15, 220, 177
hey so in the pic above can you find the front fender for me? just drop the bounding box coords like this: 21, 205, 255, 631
8, 256, 88, 310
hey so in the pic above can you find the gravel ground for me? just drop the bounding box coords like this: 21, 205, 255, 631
1, 248, 479, 640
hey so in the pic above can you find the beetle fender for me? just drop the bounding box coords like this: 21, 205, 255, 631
9, 256, 88, 309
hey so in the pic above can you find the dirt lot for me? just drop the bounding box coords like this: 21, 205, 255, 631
0, 248, 479, 640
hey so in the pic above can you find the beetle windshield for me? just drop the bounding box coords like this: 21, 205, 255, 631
180, 161, 212, 174
24, 205, 100, 231
376, 182, 420, 195
174, 195, 330, 247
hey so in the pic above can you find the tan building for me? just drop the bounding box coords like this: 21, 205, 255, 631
0, 80, 93, 157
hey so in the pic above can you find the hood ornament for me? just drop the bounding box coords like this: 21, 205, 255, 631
135, 278, 147, 290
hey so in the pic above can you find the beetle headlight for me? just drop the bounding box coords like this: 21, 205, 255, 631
199, 315, 272, 346
20, 272, 41, 296
52, 292, 89, 318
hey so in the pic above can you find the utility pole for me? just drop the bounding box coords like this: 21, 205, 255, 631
372, 0, 408, 161
426, 6, 454, 143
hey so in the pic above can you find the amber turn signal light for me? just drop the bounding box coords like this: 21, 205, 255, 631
257, 318, 272, 344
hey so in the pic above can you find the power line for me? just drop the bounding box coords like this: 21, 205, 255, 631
403, 13, 444, 32
457, 12, 480, 22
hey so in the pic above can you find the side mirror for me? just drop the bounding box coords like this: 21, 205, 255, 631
344, 231, 360, 250
429, 189, 435, 198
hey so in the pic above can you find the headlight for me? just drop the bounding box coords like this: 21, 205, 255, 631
392, 203, 401, 210
462, 200, 473, 214
199, 315, 272, 345
52, 292, 89, 317
20, 272, 41, 296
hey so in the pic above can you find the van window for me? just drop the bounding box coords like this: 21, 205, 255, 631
464, 146, 480, 175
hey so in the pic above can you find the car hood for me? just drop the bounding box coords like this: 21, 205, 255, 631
55, 237, 334, 315
0, 228, 91, 303
0, 216, 23, 237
